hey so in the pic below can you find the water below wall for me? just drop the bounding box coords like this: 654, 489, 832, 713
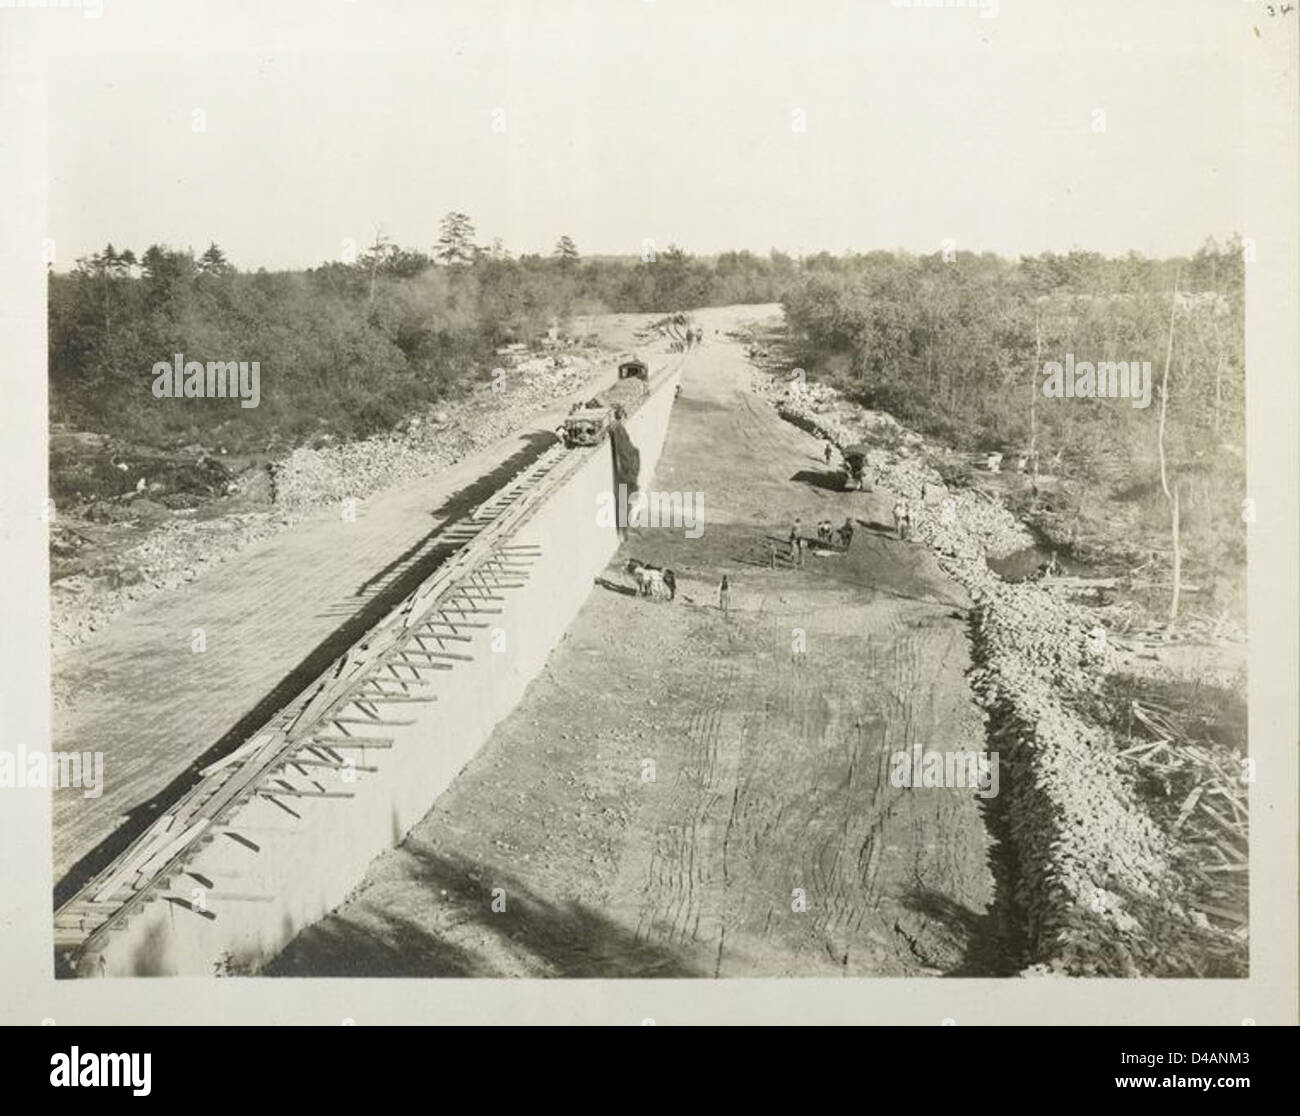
985, 544, 1098, 583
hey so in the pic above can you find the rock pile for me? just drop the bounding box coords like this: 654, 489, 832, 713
51, 350, 608, 651
962, 572, 1182, 975
271, 353, 598, 514
756, 367, 1225, 975
756, 375, 1033, 559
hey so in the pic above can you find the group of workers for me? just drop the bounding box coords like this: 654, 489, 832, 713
816, 518, 854, 547
826, 440, 919, 541
775, 503, 913, 571
780, 515, 858, 568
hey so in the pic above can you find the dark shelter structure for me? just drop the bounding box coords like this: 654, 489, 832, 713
610, 420, 641, 498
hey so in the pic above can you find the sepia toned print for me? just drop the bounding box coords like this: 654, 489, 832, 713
2, 1, 1294, 1025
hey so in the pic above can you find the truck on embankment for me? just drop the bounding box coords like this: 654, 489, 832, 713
561, 359, 650, 448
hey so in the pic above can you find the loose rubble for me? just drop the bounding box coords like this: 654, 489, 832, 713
51, 350, 608, 651
752, 375, 1034, 556
755, 370, 1243, 976
270, 352, 595, 513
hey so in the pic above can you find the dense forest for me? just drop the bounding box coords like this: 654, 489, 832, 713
781, 241, 1243, 464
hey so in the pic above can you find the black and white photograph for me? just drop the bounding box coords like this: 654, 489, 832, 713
1, 0, 1297, 1036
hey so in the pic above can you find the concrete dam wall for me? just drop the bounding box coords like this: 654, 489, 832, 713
60, 360, 682, 978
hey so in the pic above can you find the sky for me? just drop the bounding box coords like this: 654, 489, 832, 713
39, 0, 1257, 271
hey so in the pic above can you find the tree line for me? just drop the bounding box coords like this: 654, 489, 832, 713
48, 213, 795, 451
781, 238, 1246, 597
49, 216, 1245, 570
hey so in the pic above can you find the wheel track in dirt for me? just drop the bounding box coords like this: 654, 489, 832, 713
608, 323, 997, 973
642, 647, 740, 947
274, 307, 1002, 978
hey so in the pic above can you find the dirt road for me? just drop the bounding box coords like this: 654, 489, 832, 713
272, 306, 1004, 977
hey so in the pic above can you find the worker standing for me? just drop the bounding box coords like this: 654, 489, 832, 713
718, 575, 732, 616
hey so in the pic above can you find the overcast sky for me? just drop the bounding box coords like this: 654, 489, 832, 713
43, 0, 1253, 270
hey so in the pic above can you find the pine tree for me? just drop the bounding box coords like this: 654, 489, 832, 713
553, 235, 579, 269
435, 212, 477, 267
197, 242, 233, 276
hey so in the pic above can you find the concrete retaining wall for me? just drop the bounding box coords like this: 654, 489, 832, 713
74, 361, 682, 977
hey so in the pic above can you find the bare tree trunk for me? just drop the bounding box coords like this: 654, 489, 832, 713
1157, 280, 1181, 622
367, 227, 387, 309
1031, 312, 1040, 487
1169, 483, 1182, 622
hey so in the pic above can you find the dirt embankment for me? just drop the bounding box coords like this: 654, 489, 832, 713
48, 345, 613, 651
272, 305, 1004, 979
752, 363, 1248, 977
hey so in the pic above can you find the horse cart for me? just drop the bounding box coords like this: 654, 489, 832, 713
841, 443, 871, 491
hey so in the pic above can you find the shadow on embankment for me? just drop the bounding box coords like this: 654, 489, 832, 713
789, 468, 846, 492
899, 883, 1023, 977
265, 844, 704, 978
54, 431, 559, 910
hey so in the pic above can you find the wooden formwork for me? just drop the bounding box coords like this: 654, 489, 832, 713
55, 358, 682, 976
